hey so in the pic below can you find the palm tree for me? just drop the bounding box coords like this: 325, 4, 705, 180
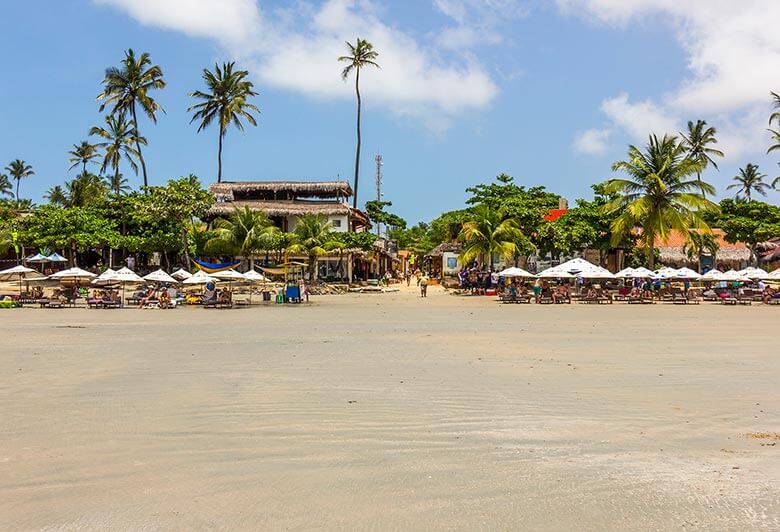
0, 173, 13, 198
44, 185, 67, 206
89, 114, 145, 185
683, 230, 720, 272
206, 207, 278, 269
767, 92, 780, 188
679, 120, 724, 192
66, 172, 108, 207
603, 134, 718, 270
457, 204, 524, 271
338, 38, 380, 211
68, 141, 100, 174
5, 159, 34, 200
97, 48, 166, 188
289, 215, 335, 281
108, 173, 130, 195
188, 62, 260, 183
727, 163, 770, 201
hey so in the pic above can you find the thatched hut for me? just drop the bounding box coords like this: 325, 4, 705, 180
655, 229, 750, 270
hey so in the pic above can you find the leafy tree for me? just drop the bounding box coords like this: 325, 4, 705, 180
188, 62, 260, 183
108, 173, 131, 195
683, 230, 720, 270
727, 163, 770, 201
90, 114, 145, 187
429, 208, 474, 245
5, 159, 34, 200
0, 173, 13, 198
364, 200, 407, 234
338, 38, 380, 210
68, 141, 100, 174
388, 222, 435, 254
65, 172, 108, 207
709, 199, 780, 265
97, 48, 166, 188
206, 207, 278, 268
604, 134, 718, 269
457, 204, 527, 270
44, 185, 67, 206
289, 214, 335, 281
265, 231, 299, 264
679, 119, 724, 190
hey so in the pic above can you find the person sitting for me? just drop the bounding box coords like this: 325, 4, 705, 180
202, 282, 217, 305
139, 288, 157, 308
586, 286, 598, 300
158, 289, 172, 309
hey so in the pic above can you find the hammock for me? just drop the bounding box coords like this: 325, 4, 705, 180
193, 258, 242, 274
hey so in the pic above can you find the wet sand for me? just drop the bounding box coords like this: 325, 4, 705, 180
1, 287, 779, 530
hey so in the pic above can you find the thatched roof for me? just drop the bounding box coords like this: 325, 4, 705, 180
426, 242, 462, 257
658, 246, 751, 265
210, 181, 352, 200
207, 199, 351, 217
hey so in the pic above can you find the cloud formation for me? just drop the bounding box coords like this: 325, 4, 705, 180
573, 128, 610, 155
96, 0, 500, 128
558, 0, 780, 158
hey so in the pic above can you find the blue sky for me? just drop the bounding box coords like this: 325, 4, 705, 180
1, 0, 779, 223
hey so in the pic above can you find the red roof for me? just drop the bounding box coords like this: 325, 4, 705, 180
544, 209, 568, 222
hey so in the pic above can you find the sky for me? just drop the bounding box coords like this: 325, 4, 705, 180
1, 0, 780, 224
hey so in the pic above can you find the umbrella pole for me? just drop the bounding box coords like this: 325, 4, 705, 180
19, 274, 22, 297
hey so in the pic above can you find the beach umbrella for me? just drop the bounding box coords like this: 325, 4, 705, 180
49, 267, 96, 281
497, 266, 535, 278
536, 267, 575, 278
101, 266, 142, 306
243, 269, 269, 282
0, 264, 45, 296
210, 269, 246, 281
615, 267, 636, 278
766, 269, 780, 280
738, 267, 769, 279
91, 268, 117, 286
674, 267, 701, 279
654, 267, 679, 279
47, 252, 68, 262
631, 267, 657, 278
182, 270, 215, 284
170, 268, 193, 281
143, 269, 178, 284
26, 252, 51, 263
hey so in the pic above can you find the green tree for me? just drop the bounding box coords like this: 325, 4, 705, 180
66, 172, 108, 207
290, 214, 335, 281
709, 199, 780, 265
0, 173, 13, 198
68, 141, 100, 174
727, 163, 770, 201
5, 159, 34, 200
603, 134, 718, 269
97, 48, 166, 188
364, 200, 407, 235
679, 119, 724, 190
338, 38, 380, 211
108, 173, 131, 195
457, 204, 527, 271
188, 62, 260, 183
206, 206, 278, 268
682, 230, 720, 270
767, 91, 780, 188
44, 185, 67, 206
90, 114, 145, 186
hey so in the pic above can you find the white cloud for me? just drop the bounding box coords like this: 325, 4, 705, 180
558, 0, 780, 158
573, 128, 611, 155
95, 0, 500, 127
600, 93, 679, 141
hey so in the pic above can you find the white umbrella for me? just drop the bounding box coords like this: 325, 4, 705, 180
210, 269, 246, 281
719, 269, 751, 282
143, 269, 178, 284
243, 270, 269, 282
766, 269, 780, 280
614, 267, 636, 278
0, 265, 45, 296
738, 267, 769, 279
536, 267, 575, 279
91, 268, 117, 286
498, 266, 535, 278
170, 268, 193, 281
103, 267, 143, 306
654, 267, 679, 279
182, 270, 216, 284
578, 269, 615, 279
631, 267, 657, 278
49, 267, 96, 280
674, 267, 701, 279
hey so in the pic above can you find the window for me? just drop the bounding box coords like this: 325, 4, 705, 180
331, 219, 342, 228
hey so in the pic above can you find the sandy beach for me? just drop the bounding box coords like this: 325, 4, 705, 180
1, 286, 779, 530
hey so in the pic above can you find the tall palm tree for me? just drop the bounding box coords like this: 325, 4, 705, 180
66, 172, 108, 207
206, 207, 278, 269
89, 114, 145, 185
188, 62, 260, 183
727, 163, 770, 201
683, 230, 720, 272
289, 214, 335, 281
68, 141, 100, 174
457, 204, 524, 271
767, 92, 780, 188
108, 172, 130, 195
5, 159, 34, 200
603, 134, 718, 270
44, 185, 67, 206
97, 48, 166, 188
338, 38, 380, 211
0, 173, 13, 198
679, 120, 724, 192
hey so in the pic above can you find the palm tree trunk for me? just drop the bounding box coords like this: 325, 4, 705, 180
647, 239, 655, 270
217, 128, 224, 183
131, 102, 149, 190
181, 227, 191, 268
15, 179, 20, 200
352, 68, 361, 213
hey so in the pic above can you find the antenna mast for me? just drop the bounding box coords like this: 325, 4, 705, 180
375, 153, 383, 236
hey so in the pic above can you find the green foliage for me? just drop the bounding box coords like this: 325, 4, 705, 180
205, 206, 277, 258
710, 199, 780, 248
5, 159, 34, 200
68, 141, 100, 174
289, 214, 336, 280
0, 173, 14, 198
19, 204, 121, 251
336, 230, 378, 251
388, 222, 434, 254
726, 163, 771, 201
457, 204, 529, 269
364, 200, 407, 229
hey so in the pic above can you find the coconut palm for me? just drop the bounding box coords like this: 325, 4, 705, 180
338, 38, 380, 211
679, 119, 724, 191
97, 48, 166, 188
683, 230, 720, 271
89, 114, 145, 185
603, 134, 718, 270
107, 173, 130, 195
188, 62, 260, 183
457, 204, 525, 271
726, 163, 770, 201
68, 141, 100, 174
5, 159, 34, 200
0, 173, 13, 198
206, 207, 278, 269
44, 185, 67, 206
66, 172, 108, 207
289, 215, 335, 281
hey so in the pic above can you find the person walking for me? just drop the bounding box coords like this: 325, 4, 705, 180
419, 273, 429, 298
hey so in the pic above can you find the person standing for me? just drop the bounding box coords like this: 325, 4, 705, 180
419, 273, 429, 298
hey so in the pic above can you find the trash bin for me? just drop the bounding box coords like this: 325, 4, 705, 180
262, 291, 271, 302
